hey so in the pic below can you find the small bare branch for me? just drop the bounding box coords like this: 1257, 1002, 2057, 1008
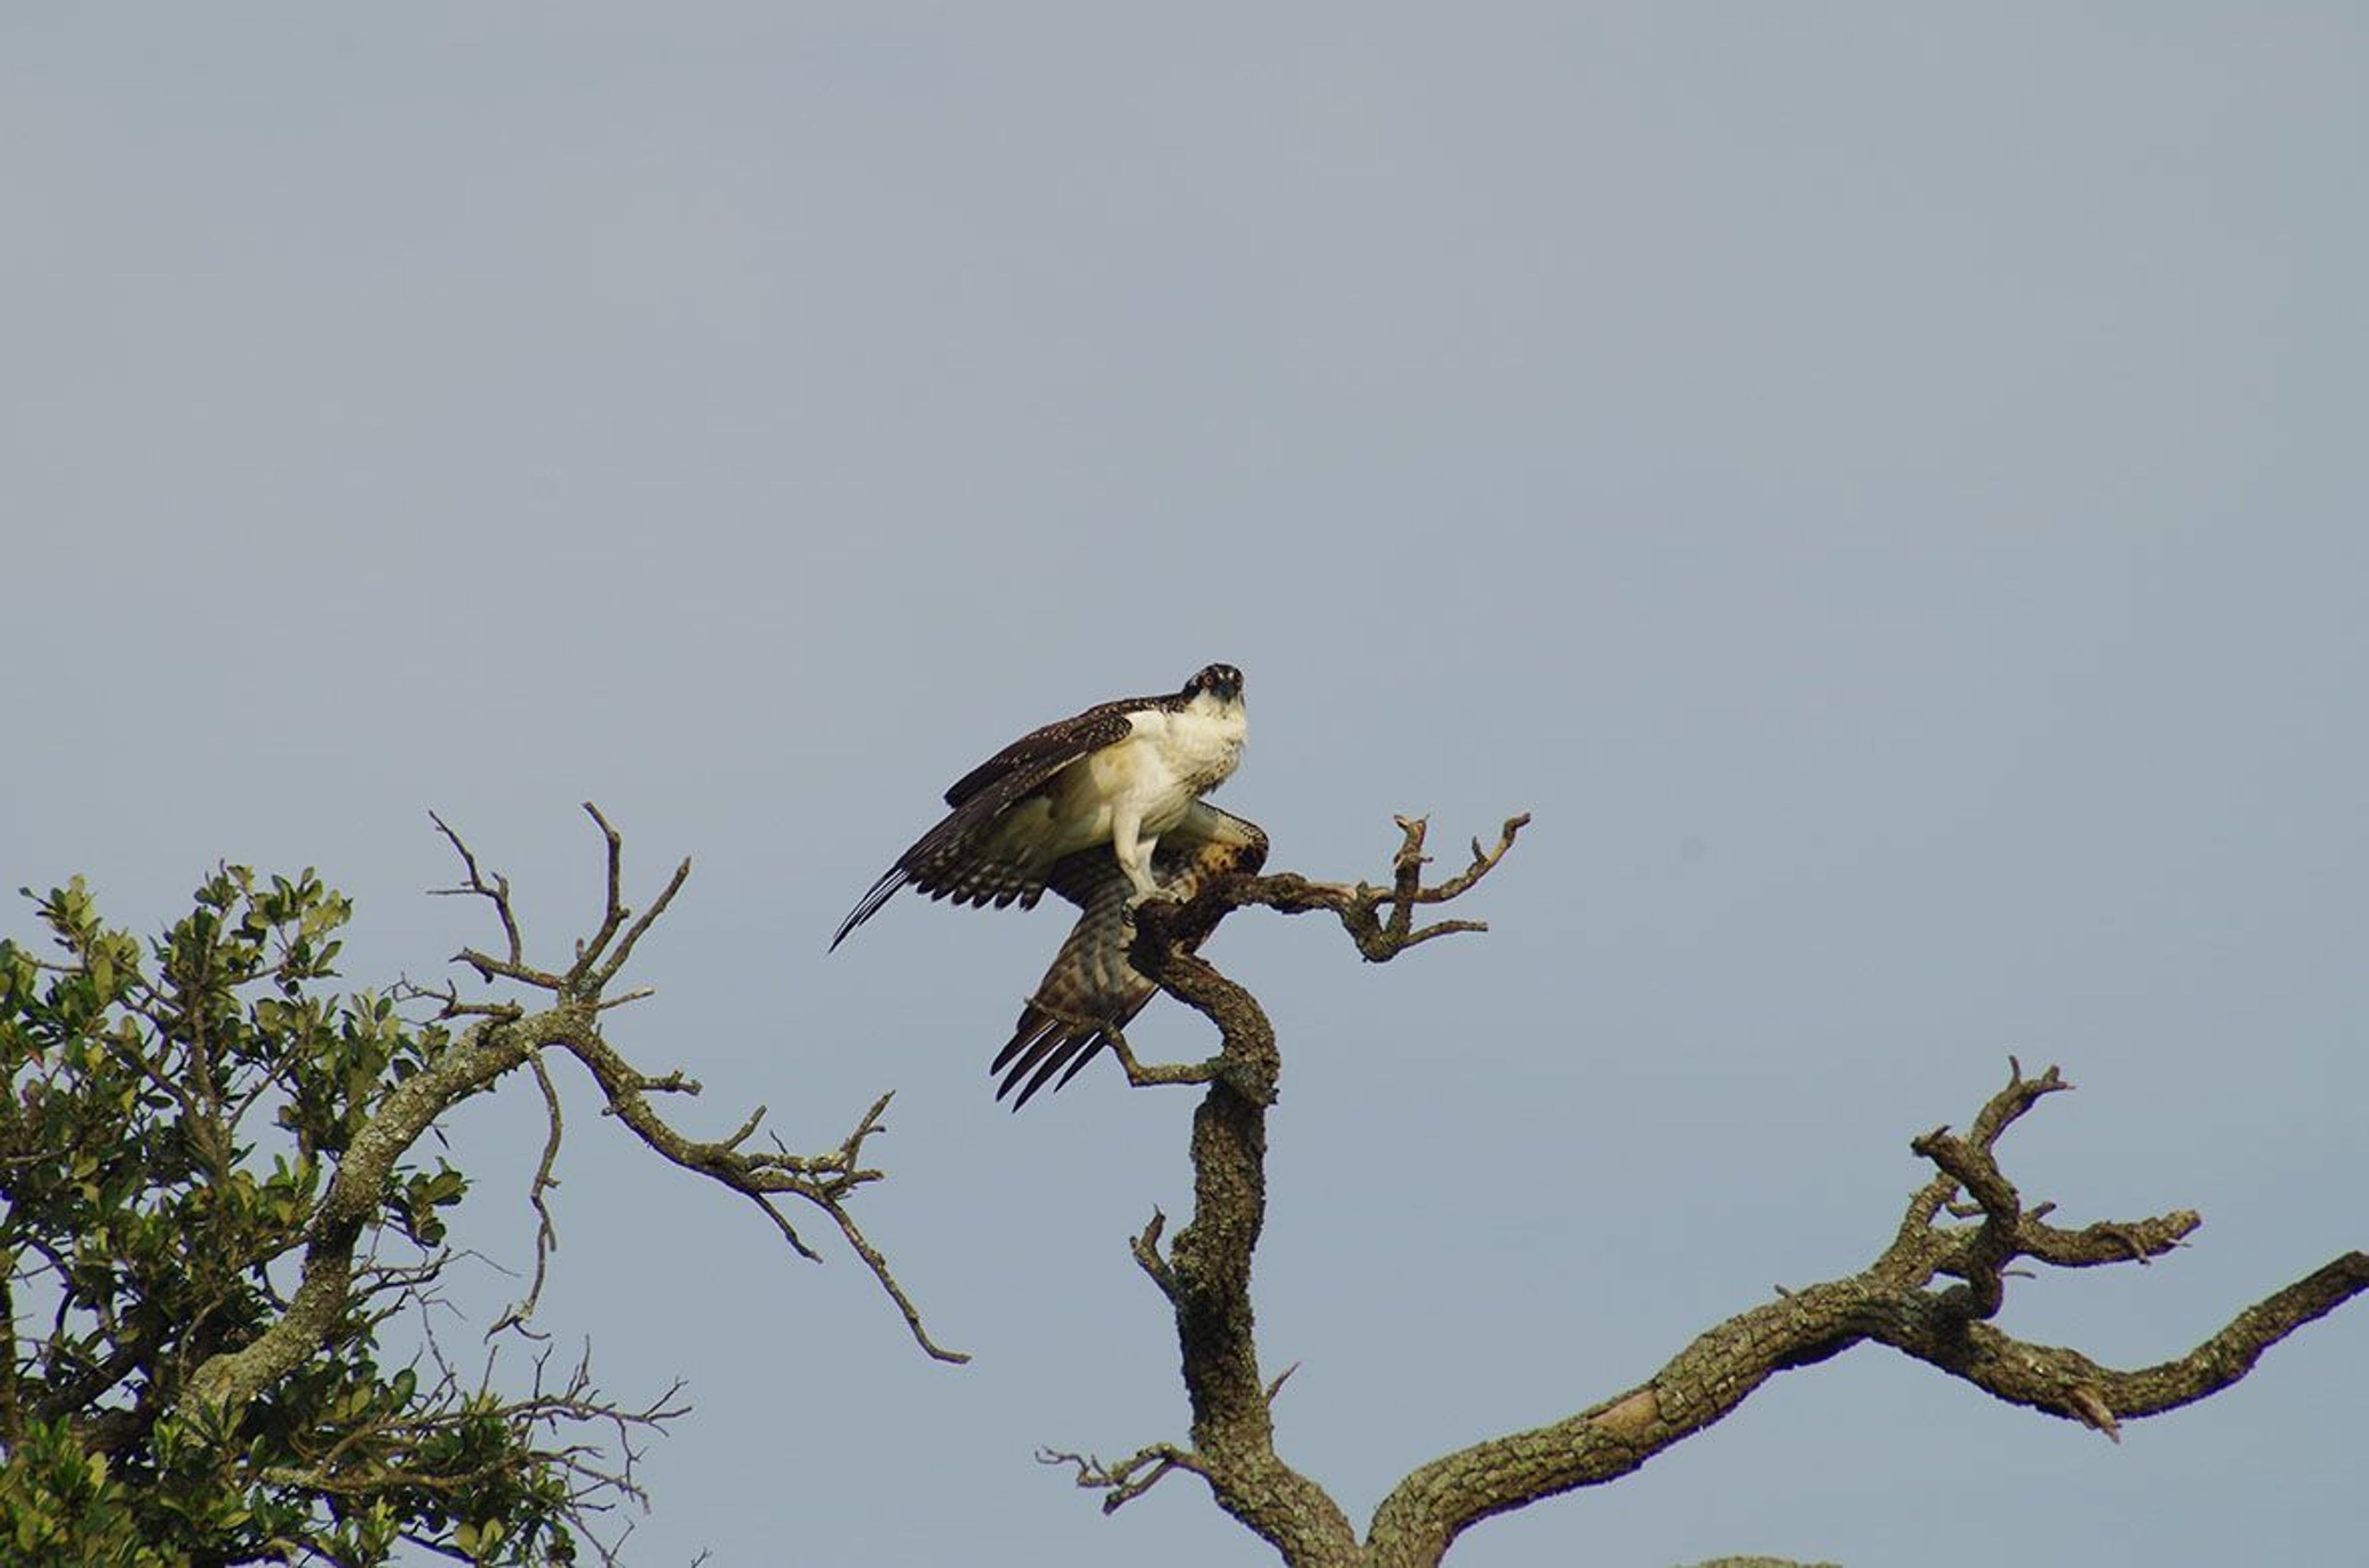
1107, 1025, 1220, 1091
452, 944, 566, 992
571, 802, 632, 980
1039, 1442, 1208, 1514
591, 859, 691, 992
548, 1021, 964, 1362
1131, 1210, 1178, 1300
428, 811, 524, 968
488, 1055, 569, 1339
715, 1104, 769, 1152
1428, 814, 1529, 900
816, 1189, 970, 1365
2066, 1384, 2122, 1442
1172, 811, 1528, 965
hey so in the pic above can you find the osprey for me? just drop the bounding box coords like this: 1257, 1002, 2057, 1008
832, 663, 1260, 1105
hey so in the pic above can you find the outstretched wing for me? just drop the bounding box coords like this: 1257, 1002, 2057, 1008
830, 696, 1154, 949
990, 801, 1268, 1107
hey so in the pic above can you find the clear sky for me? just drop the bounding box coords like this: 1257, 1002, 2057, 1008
7, 7, 2364, 1566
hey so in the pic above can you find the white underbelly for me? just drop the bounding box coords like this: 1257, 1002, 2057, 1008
1080, 738, 1189, 832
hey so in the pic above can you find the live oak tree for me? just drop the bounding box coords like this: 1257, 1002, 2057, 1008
0, 807, 955, 1567
1040, 814, 2369, 1567
7, 807, 2361, 1568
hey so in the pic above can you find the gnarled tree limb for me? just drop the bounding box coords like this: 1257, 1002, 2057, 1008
1055, 814, 2367, 1568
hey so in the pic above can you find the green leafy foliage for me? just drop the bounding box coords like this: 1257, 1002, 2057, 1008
0, 870, 580, 1565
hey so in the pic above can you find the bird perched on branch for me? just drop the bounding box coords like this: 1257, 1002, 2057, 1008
988, 800, 1267, 1104
833, 663, 1264, 1105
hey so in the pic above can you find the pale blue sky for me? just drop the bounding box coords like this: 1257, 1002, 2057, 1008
7, 7, 2364, 1566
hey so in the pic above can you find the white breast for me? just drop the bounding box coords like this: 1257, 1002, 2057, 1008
1030, 693, 1245, 859
1138, 691, 1247, 798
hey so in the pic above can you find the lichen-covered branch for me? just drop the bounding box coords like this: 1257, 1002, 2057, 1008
1038, 1440, 1209, 1512
180, 1005, 561, 1416
1366, 1065, 2367, 1561
1051, 816, 2367, 1568
1053, 815, 1524, 1561
181, 804, 962, 1433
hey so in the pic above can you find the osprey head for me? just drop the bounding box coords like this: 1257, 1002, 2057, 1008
1184, 664, 1244, 703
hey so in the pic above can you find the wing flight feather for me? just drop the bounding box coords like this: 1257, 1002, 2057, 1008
830, 701, 1144, 949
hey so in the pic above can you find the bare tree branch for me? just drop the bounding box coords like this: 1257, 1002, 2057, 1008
1366, 1064, 2369, 1561
1043, 816, 2367, 1568
1172, 813, 1530, 965
487, 1054, 569, 1339
428, 811, 523, 969
1106, 1023, 1220, 1092
1039, 1441, 1209, 1513
1065, 815, 1529, 1563
180, 806, 965, 1432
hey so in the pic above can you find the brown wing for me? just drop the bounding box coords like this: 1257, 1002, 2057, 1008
830, 699, 1146, 950
991, 801, 1268, 1107
940, 693, 1160, 808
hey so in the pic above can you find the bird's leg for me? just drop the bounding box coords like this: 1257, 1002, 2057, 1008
1112, 812, 1174, 907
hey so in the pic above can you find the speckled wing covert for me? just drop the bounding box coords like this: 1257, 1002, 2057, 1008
829, 697, 1151, 949
990, 800, 1268, 1107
